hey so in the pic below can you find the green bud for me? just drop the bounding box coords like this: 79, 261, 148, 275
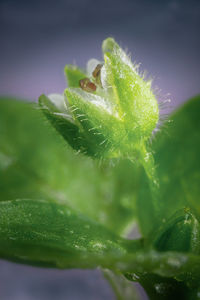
39, 38, 159, 160
153, 209, 200, 254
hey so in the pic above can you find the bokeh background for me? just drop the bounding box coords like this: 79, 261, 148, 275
0, 0, 200, 299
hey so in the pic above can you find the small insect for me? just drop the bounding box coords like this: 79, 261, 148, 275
92, 64, 103, 86
79, 78, 96, 92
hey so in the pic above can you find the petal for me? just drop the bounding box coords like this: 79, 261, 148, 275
86, 58, 102, 78
48, 93, 68, 112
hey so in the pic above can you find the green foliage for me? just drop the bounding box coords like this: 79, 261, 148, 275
153, 209, 200, 254
137, 95, 200, 237
154, 96, 200, 223
0, 98, 139, 236
1, 95, 200, 298
0, 199, 129, 268
0, 37, 200, 299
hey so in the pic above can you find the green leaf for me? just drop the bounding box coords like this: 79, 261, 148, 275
137, 95, 200, 237
38, 94, 89, 154
65, 88, 126, 158
153, 209, 200, 254
1, 199, 200, 287
0, 98, 138, 235
0, 199, 129, 268
1, 195, 200, 287
102, 38, 159, 141
65, 65, 86, 87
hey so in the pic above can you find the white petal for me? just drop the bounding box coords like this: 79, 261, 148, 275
101, 65, 109, 90
48, 93, 67, 112
86, 58, 101, 77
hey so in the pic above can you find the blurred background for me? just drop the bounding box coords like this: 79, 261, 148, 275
0, 0, 199, 299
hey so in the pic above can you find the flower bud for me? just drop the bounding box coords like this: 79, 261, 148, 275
39, 38, 159, 159
153, 209, 200, 254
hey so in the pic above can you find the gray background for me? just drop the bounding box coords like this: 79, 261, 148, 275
0, 0, 200, 299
